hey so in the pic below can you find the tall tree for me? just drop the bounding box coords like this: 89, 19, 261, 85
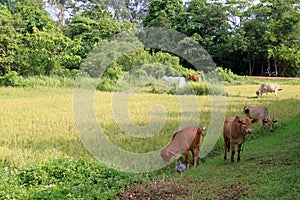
65, 4, 135, 59
0, 6, 22, 75
46, 0, 75, 26
143, 0, 184, 28
262, 0, 300, 76
96, 0, 150, 24
176, 0, 231, 69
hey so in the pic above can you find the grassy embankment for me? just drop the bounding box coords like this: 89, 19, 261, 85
0, 80, 299, 199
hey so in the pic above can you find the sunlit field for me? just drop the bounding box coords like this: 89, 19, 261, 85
1, 83, 300, 168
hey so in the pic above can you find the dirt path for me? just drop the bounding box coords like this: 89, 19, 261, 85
248, 76, 300, 80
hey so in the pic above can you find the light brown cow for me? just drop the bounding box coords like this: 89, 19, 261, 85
243, 105, 278, 132
256, 83, 281, 97
188, 74, 201, 81
223, 116, 253, 162
161, 126, 205, 169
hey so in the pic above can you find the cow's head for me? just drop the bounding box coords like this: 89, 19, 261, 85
161, 148, 176, 165
263, 118, 278, 132
256, 91, 260, 96
236, 116, 253, 135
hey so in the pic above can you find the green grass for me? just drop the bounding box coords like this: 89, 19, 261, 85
182, 116, 300, 199
0, 84, 299, 199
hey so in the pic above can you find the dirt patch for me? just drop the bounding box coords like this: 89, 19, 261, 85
118, 178, 249, 200
118, 178, 194, 200
248, 76, 300, 80
220, 182, 250, 200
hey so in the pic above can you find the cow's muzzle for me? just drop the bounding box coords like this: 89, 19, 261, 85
246, 129, 253, 134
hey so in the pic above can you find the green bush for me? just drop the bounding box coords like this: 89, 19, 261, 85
0, 71, 24, 87
0, 157, 138, 199
0, 72, 76, 88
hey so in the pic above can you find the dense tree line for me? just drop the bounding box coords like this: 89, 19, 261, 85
0, 0, 299, 80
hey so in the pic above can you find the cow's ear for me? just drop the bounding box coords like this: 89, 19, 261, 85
251, 119, 259, 124
263, 119, 268, 124
201, 127, 206, 131
235, 116, 240, 122
273, 119, 278, 123
243, 106, 250, 114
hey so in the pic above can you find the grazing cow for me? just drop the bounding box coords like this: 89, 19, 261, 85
188, 73, 201, 82
256, 83, 281, 96
162, 76, 186, 88
223, 116, 253, 162
161, 126, 205, 169
243, 105, 278, 132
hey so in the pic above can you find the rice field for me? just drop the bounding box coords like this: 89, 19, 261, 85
0, 83, 300, 168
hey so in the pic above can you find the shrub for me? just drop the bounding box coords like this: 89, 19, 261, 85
0, 157, 138, 199
0, 71, 24, 87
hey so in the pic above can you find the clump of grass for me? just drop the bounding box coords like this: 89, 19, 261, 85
0, 157, 141, 199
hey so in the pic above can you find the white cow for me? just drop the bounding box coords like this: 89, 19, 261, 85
162, 76, 186, 88
256, 83, 281, 97
243, 105, 278, 132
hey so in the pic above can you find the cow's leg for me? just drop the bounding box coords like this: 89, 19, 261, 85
231, 141, 235, 163
193, 146, 200, 168
260, 120, 264, 127
274, 89, 278, 96
185, 151, 189, 169
224, 137, 228, 160
191, 149, 195, 165
175, 159, 178, 170
237, 143, 242, 162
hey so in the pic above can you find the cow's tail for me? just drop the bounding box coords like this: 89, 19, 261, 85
197, 127, 205, 137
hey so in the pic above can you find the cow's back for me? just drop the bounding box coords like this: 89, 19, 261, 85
169, 126, 198, 154
223, 117, 239, 139
266, 83, 279, 91
244, 105, 268, 120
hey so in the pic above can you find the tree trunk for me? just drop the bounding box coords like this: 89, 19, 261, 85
274, 59, 278, 77
248, 55, 252, 76
59, 5, 65, 27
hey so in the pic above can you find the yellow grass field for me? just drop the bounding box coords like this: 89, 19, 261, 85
1, 84, 300, 167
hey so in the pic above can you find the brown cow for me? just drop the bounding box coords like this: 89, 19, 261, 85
243, 105, 278, 132
223, 116, 253, 162
188, 73, 201, 81
161, 126, 205, 169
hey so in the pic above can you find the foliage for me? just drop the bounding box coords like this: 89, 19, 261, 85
0, 3, 82, 76
1, 0, 300, 86
0, 73, 75, 87
98, 0, 151, 24
0, 157, 139, 199
226, 0, 300, 76
65, 4, 134, 60
143, 0, 184, 28
0, 5, 23, 75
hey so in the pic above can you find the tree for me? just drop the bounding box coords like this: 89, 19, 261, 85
65, 4, 135, 59
175, 0, 231, 70
143, 0, 184, 28
0, 6, 22, 75
96, 0, 150, 24
226, 0, 300, 76
263, 0, 300, 76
